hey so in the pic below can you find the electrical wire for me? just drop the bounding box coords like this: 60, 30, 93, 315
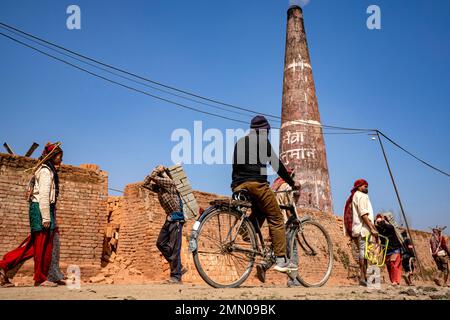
0, 31, 252, 125
0, 31, 372, 135
377, 130, 450, 178
2, 25, 447, 178
0, 24, 261, 120
0, 22, 281, 121
0, 22, 375, 132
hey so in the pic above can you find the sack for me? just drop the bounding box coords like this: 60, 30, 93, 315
170, 211, 185, 222
343, 195, 354, 237
170, 195, 185, 222
437, 250, 447, 257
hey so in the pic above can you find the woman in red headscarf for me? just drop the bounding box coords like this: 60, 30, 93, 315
0, 142, 66, 287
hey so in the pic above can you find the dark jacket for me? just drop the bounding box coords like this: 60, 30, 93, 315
402, 237, 415, 258
231, 130, 295, 189
376, 220, 402, 253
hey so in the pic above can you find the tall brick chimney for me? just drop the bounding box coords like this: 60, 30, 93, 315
280, 5, 333, 213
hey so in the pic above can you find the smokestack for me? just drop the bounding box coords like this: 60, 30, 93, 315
280, 6, 333, 213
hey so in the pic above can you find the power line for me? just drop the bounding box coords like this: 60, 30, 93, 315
0, 31, 372, 135
0, 31, 252, 126
2, 26, 447, 178
0, 22, 281, 121
0, 22, 375, 132
377, 130, 450, 178
0, 24, 260, 120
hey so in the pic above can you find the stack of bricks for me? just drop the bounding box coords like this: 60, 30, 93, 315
0, 153, 108, 280
167, 164, 199, 220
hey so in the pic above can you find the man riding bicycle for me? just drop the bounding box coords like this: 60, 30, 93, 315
231, 115, 301, 277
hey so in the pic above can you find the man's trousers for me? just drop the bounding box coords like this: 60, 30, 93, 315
156, 220, 184, 280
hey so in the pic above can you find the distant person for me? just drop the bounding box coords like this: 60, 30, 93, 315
401, 230, 416, 286
142, 165, 187, 284
0, 142, 66, 287
375, 214, 403, 286
343, 179, 378, 287
271, 167, 301, 287
430, 227, 449, 287
231, 115, 300, 283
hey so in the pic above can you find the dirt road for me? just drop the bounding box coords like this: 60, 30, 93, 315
0, 283, 448, 300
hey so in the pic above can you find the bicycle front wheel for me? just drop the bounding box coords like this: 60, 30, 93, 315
192, 208, 257, 288
289, 220, 333, 287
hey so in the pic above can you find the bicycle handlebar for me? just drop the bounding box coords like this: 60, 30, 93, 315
274, 189, 300, 196
274, 190, 295, 194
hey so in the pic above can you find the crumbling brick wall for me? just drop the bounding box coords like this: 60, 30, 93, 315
107, 196, 123, 226
115, 180, 448, 286
115, 182, 349, 284
0, 153, 108, 279
115, 183, 224, 281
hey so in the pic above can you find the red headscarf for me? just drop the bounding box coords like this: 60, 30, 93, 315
40, 142, 63, 160
343, 179, 368, 237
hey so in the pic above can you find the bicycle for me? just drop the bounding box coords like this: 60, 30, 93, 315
188, 189, 333, 288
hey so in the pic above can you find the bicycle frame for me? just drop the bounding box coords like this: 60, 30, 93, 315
276, 190, 317, 257
189, 190, 313, 260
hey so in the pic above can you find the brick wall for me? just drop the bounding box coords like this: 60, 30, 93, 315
114, 181, 447, 286
2, 151, 444, 286
0, 153, 108, 279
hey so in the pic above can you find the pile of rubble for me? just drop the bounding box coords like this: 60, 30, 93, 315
399, 286, 450, 300
89, 255, 146, 285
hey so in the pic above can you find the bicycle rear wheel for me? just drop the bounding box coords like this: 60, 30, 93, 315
193, 208, 257, 288
289, 220, 333, 287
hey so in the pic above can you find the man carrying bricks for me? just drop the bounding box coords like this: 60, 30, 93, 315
231, 115, 301, 278
143, 165, 188, 284
0, 142, 66, 287
343, 179, 379, 287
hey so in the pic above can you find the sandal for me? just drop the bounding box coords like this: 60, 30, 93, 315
0, 269, 14, 287
433, 278, 442, 286
36, 280, 58, 287
55, 279, 66, 286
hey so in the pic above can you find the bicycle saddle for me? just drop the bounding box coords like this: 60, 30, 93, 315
209, 189, 252, 208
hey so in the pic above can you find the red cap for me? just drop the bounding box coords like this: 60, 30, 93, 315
353, 179, 368, 189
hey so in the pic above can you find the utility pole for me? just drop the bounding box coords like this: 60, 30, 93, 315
375, 130, 425, 280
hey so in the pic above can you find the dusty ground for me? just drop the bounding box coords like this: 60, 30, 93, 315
0, 282, 449, 300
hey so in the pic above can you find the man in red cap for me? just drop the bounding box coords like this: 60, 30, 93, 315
343, 179, 378, 286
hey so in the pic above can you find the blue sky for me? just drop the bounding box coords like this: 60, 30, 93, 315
1, 0, 449, 231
